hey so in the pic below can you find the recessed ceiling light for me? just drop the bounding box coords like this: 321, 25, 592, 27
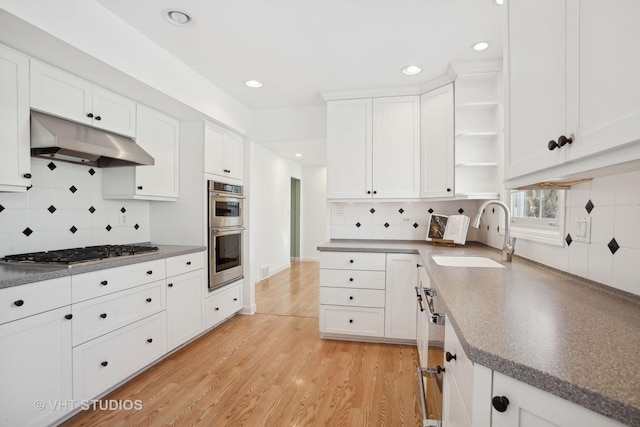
295, 153, 302, 157
472, 41, 490, 51
401, 65, 422, 76
245, 80, 263, 88
166, 10, 191, 26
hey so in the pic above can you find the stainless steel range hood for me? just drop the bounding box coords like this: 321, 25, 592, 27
30, 111, 154, 167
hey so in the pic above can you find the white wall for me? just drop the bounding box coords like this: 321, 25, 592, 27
249, 143, 301, 282
300, 166, 329, 261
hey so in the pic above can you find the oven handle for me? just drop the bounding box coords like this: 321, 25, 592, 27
211, 227, 246, 235
210, 192, 245, 199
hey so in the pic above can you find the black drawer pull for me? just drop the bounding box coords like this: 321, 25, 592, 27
146, 298, 152, 303
100, 280, 108, 286
492, 396, 510, 412
147, 270, 153, 275
168, 283, 173, 288
13, 300, 24, 307
349, 296, 354, 300
349, 278, 354, 282
446, 351, 457, 362
186, 261, 192, 266
101, 361, 108, 367
233, 298, 238, 301
65, 314, 73, 320
137, 186, 143, 190
23, 173, 32, 179
215, 307, 220, 311
349, 260, 354, 264
100, 313, 107, 319
87, 113, 94, 118
349, 319, 354, 323
147, 338, 153, 343
95, 116, 102, 121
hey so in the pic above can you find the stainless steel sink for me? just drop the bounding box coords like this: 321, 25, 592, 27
431, 256, 504, 268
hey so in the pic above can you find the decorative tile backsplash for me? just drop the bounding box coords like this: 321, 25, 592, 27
330, 200, 481, 241
0, 158, 150, 257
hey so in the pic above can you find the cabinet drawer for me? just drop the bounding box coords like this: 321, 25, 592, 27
444, 319, 474, 415
73, 312, 166, 402
319, 251, 386, 271
319, 305, 385, 337
72, 259, 165, 303
320, 269, 386, 290
205, 281, 242, 329
320, 287, 385, 308
72, 280, 165, 346
0, 277, 71, 325
166, 251, 206, 277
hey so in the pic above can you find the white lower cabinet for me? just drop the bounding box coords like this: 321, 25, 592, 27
73, 312, 167, 403
205, 280, 243, 329
385, 253, 418, 340
443, 371, 472, 427
167, 269, 205, 351
319, 305, 385, 337
0, 306, 73, 427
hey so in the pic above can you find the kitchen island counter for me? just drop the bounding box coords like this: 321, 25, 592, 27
318, 240, 640, 426
0, 244, 206, 289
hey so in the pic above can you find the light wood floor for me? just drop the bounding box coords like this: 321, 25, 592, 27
62, 261, 423, 427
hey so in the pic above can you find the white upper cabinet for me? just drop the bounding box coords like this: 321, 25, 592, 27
30, 60, 136, 137
420, 83, 455, 198
505, 0, 640, 185
102, 105, 180, 200
0, 44, 31, 192
327, 96, 420, 199
204, 123, 243, 182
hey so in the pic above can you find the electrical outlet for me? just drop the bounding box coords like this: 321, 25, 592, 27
574, 216, 591, 243
334, 205, 345, 217
117, 214, 127, 226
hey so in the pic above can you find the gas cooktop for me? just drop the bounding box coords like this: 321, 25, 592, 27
1, 245, 159, 266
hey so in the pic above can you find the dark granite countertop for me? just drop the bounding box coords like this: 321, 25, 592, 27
0, 245, 206, 290
318, 240, 640, 426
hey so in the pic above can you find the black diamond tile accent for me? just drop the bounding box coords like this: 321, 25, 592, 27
0, 205, 4, 213
88, 206, 96, 214
47, 205, 57, 214
413, 223, 419, 229
106, 224, 112, 232
134, 224, 140, 230
608, 238, 620, 255
487, 225, 490, 231
428, 208, 434, 214
370, 208, 375, 214
120, 207, 126, 213
355, 222, 361, 228
585, 200, 595, 214
492, 207, 495, 214
398, 208, 404, 214
47, 162, 57, 171
458, 208, 464, 214
384, 222, 390, 228
23, 227, 33, 237
565, 234, 573, 246
70, 226, 78, 234
69, 185, 77, 194
88, 168, 96, 176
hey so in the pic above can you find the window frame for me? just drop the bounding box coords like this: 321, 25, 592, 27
509, 189, 566, 247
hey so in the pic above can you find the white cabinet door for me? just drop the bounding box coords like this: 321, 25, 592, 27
568, 0, 640, 163
0, 307, 73, 427
491, 371, 625, 427
224, 132, 243, 181
384, 253, 418, 340
505, 0, 568, 179
204, 124, 243, 182
416, 266, 430, 367
421, 84, 455, 198
91, 86, 136, 137
0, 44, 31, 191
167, 269, 205, 351
326, 99, 372, 199
442, 370, 472, 427
372, 96, 420, 199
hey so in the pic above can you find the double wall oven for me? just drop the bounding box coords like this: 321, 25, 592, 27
208, 181, 244, 291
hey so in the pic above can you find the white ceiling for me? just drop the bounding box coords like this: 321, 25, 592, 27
95, 0, 504, 111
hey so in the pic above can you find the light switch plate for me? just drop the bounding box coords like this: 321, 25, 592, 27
574, 216, 591, 243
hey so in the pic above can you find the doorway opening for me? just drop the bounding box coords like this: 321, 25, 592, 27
290, 177, 300, 261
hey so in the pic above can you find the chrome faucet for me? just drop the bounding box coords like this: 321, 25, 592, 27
472, 200, 516, 262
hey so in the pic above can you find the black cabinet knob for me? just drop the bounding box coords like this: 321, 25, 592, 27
373, 190, 377, 194
101, 361, 108, 367
349, 278, 354, 282
348, 319, 354, 323
446, 188, 451, 192
186, 261, 192, 266
168, 283, 173, 288
558, 135, 573, 147
95, 116, 102, 121
224, 169, 231, 173
23, 173, 32, 179
101, 280, 108, 286
233, 297, 238, 301
14, 300, 24, 307
100, 313, 107, 319
492, 396, 510, 412
446, 351, 457, 362
215, 307, 220, 311
367, 191, 371, 194
146, 298, 152, 303
65, 314, 73, 320
87, 113, 94, 118
436, 365, 445, 374
147, 270, 153, 275
147, 338, 153, 343
349, 260, 354, 264
349, 296, 354, 300
137, 186, 143, 190
548, 140, 559, 150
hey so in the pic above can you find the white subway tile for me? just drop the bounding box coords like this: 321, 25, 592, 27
587, 244, 614, 286
589, 206, 614, 245
614, 205, 640, 249
0, 209, 28, 233
589, 175, 616, 207
567, 180, 591, 208
613, 248, 640, 295
615, 170, 640, 206
568, 241, 589, 278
